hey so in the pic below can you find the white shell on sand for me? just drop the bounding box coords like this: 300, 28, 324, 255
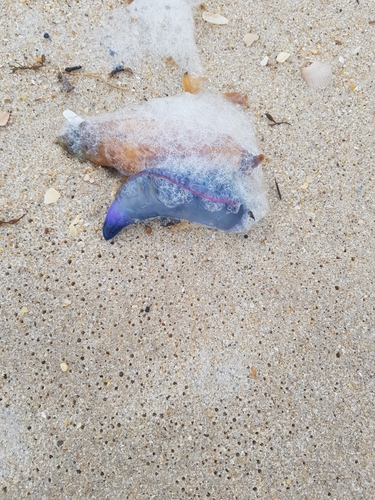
260, 56, 269, 66
276, 52, 290, 63
44, 188, 61, 204
202, 12, 228, 25
63, 109, 78, 120
301, 61, 332, 89
243, 33, 259, 47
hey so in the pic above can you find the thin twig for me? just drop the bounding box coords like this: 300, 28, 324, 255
275, 178, 282, 200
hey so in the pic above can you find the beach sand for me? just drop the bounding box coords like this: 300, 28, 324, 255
1, 0, 374, 498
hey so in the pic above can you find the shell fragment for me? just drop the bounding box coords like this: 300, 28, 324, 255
243, 33, 259, 47
44, 188, 61, 204
202, 12, 228, 25
0, 111, 10, 127
276, 52, 290, 63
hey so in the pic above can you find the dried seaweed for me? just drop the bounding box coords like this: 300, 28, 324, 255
265, 113, 291, 127
10, 55, 45, 73
0, 213, 26, 226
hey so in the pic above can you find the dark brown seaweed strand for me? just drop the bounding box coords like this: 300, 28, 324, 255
266, 112, 291, 127
0, 213, 26, 226
265, 113, 276, 124
10, 55, 45, 73
65, 65, 82, 73
109, 66, 133, 77
275, 178, 282, 200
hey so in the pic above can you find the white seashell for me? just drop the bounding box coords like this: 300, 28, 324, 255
63, 109, 77, 120
243, 33, 259, 47
301, 61, 332, 90
202, 12, 228, 25
63, 109, 84, 124
260, 56, 269, 66
276, 52, 290, 63
44, 188, 60, 204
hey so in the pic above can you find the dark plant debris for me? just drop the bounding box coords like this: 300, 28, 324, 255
265, 113, 291, 127
58, 72, 75, 92
109, 65, 133, 77
10, 55, 46, 73
0, 213, 26, 226
65, 65, 82, 73
275, 178, 282, 200
159, 216, 181, 227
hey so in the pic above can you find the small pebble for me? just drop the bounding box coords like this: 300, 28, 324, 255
260, 56, 269, 66
69, 214, 81, 238
60, 362, 69, 372
43, 33, 50, 39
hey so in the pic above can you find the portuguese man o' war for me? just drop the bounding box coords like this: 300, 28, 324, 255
58, 92, 268, 239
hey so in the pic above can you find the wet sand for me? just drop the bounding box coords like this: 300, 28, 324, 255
1, 0, 374, 498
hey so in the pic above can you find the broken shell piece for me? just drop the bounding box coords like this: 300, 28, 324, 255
222, 92, 249, 108
260, 56, 269, 67
44, 188, 60, 204
63, 109, 84, 125
202, 12, 228, 25
301, 61, 332, 90
243, 33, 259, 47
182, 74, 206, 94
63, 109, 77, 120
276, 52, 290, 63
0, 111, 10, 127
69, 214, 82, 237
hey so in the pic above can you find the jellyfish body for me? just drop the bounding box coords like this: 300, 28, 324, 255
58, 92, 268, 238
103, 160, 258, 240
